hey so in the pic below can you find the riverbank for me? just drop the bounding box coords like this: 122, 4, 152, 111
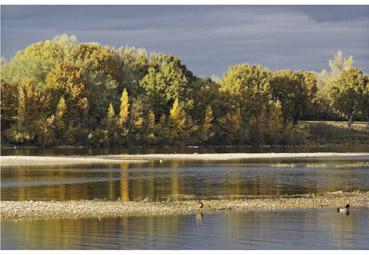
109, 152, 369, 161
2, 152, 369, 166
0, 156, 148, 166
2, 191, 368, 220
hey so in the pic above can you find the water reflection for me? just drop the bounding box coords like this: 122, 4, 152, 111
2, 161, 369, 201
2, 209, 368, 249
195, 212, 204, 223
120, 163, 129, 202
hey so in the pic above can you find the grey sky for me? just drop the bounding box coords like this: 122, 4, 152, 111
1, 5, 369, 76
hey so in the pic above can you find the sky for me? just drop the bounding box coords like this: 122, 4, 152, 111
1, 5, 369, 76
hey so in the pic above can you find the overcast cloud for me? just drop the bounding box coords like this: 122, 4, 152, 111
1, 5, 369, 76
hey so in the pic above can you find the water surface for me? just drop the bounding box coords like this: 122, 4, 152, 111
2, 160, 369, 201
2, 208, 368, 249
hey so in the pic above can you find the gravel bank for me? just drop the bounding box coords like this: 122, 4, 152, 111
2, 192, 368, 220
107, 152, 369, 161
0, 156, 148, 166
2, 152, 369, 167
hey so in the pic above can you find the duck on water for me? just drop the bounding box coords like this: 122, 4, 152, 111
337, 204, 350, 214
198, 199, 204, 209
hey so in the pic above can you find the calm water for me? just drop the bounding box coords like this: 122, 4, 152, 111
1, 160, 369, 201
2, 209, 369, 249
2, 149, 369, 249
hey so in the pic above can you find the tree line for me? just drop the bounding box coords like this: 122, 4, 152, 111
1, 35, 368, 147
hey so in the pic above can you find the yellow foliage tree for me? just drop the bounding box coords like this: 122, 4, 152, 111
106, 103, 115, 130
55, 96, 66, 130
118, 89, 129, 128
169, 98, 193, 143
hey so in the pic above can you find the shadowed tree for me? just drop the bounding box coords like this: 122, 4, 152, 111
270, 70, 308, 125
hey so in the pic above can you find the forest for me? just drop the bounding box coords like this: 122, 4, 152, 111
1, 35, 368, 147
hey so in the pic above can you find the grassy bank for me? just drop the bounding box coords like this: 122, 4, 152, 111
1, 191, 368, 220
298, 121, 369, 145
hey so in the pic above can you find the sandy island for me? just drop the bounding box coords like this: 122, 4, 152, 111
1, 191, 368, 220
1, 152, 369, 166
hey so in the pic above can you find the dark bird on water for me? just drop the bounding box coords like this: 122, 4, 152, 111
337, 204, 350, 213
198, 199, 204, 209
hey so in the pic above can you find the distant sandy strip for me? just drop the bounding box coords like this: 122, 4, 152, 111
107, 152, 369, 161
1, 192, 368, 220
0, 156, 148, 166
1, 152, 369, 166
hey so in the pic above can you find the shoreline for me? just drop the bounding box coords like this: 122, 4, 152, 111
2, 192, 368, 220
0, 156, 148, 166
109, 152, 369, 161
1, 152, 369, 166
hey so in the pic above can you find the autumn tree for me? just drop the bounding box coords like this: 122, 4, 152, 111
219, 108, 243, 144
168, 98, 194, 144
330, 67, 366, 127
270, 70, 308, 125
118, 89, 130, 129
106, 103, 116, 131
220, 64, 271, 119
0, 81, 18, 131
117, 47, 148, 96
129, 98, 145, 143
318, 51, 354, 102
1, 35, 368, 147
202, 105, 214, 143
140, 54, 194, 117
54, 96, 67, 141
359, 74, 369, 128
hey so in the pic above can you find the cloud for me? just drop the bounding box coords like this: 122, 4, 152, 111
1, 5, 368, 76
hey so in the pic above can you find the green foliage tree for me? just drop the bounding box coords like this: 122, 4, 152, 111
330, 67, 366, 127
301, 71, 323, 120
140, 54, 194, 117
1, 36, 367, 147
1, 35, 77, 87
145, 110, 159, 144
0, 81, 18, 131
359, 75, 369, 128
202, 105, 214, 143
117, 47, 148, 96
318, 51, 354, 102
219, 108, 243, 144
270, 70, 308, 125
220, 64, 271, 118
129, 98, 145, 143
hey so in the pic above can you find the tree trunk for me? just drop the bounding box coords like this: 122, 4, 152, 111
367, 116, 369, 131
348, 114, 353, 128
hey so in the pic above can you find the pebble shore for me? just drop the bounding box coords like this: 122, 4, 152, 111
2, 191, 368, 220
0, 156, 148, 166
112, 152, 369, 161
2, 152, 369, 167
